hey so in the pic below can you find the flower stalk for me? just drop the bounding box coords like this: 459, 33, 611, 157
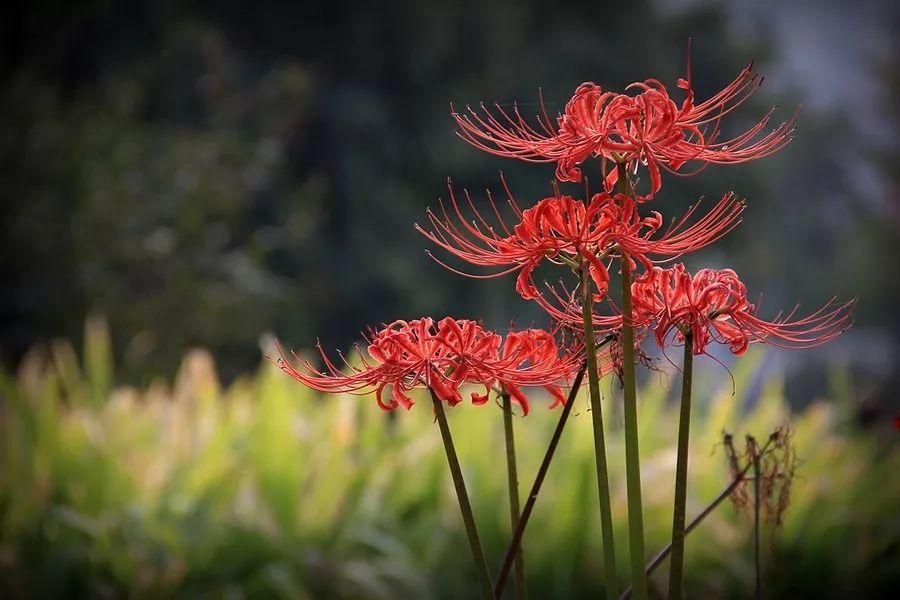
617, 162, 648, 600
668, 332, 693, 600
501, 392, 527, 600
580, 261, 619, 599
620, 455, 764, 600
275, 52, 855, 600
429, 388, 495, 600
495, 362, 588, 598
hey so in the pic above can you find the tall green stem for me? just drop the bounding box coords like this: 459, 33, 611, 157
621, 438, 776, 600
580, 263, 619, 599
617, 161, 647, 600
501, 393, 526, 600
495, 363, 589, 598
620, 461, 759, 600
668, 334, 693, 600
429, 389, 495, 600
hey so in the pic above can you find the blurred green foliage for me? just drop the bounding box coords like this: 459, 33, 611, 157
1, 320, 897, 598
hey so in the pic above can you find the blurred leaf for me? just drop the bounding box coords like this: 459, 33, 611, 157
1, 331, 898, 598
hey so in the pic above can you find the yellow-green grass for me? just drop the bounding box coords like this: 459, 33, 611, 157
1, 320, 897, 598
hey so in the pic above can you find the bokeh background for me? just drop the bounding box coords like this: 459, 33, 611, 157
1, 0, 899, 598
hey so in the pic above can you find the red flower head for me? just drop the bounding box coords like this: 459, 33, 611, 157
417, 178, 744, 316
490, 328, 581, 413
274, 317, 581, 415
631, 264, 855, 355
453, 62, 795, 197
416, 179, 613, 302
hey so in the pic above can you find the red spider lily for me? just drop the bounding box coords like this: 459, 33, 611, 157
631, 264, 855, 355
274, 317, 581, 414
416, 179, 613, 302
452, 62, 795, 197
417, 178, 744, 309
591, 191, 745, 271
488, 328, 581, 414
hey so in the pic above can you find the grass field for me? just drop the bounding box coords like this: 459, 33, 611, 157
1, 319, 898, 598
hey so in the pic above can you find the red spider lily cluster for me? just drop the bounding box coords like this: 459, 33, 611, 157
454, 63, 795, 199
278, 54, 853, 408
274, 50, 855, 600
418, 179, 745, 317
276, 317, 591, 415
631, 264, 855, 355
428, 61, 853, 359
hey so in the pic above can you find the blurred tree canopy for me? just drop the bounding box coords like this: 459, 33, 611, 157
1, 1, 897, 385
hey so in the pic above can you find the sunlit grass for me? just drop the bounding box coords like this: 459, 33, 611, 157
1, 319, 897, 598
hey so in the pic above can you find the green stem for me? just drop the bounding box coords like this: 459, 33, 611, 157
619, 464, 756, 600
668, 334, 693, 600
620, 438, 776, 599
494, 362, 590, 598
429, 388, 495, 600
581, 263, 619, 600
753, 445, 762, 600
617, 161, 647, 600
501, 393, 526, 600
